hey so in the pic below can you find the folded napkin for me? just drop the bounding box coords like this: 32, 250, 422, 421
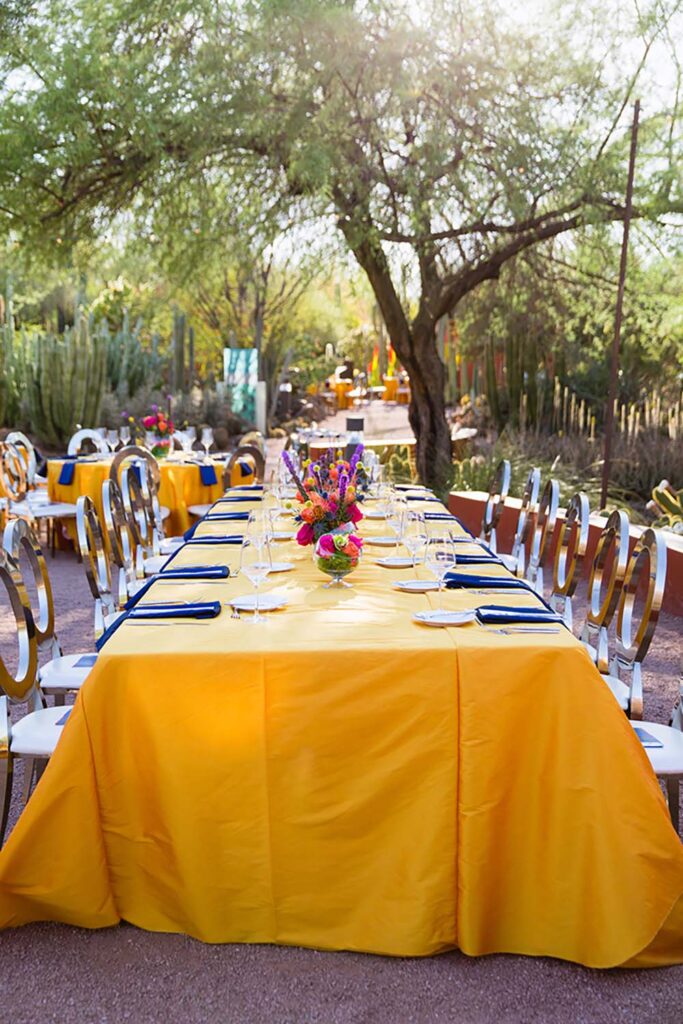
184, 513, 249, 539
238, 459, 254, 478
199, 464, 218, 486
475, 605, 563, 625
425, 512, 473, 535
213, 495, 262, 504
96, 601, 222, 649
228, 484, 263, 492
405, 495, 442, 503
184, 535, 244, 545
444, 572, 531, 590
57, 457, 78, 486
453, 553, 503, 566
124, 566, 229, 609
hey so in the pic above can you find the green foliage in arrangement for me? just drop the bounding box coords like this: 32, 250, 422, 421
17, 318, 108, 445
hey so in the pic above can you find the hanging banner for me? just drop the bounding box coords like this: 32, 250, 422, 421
223, 348, 258, 423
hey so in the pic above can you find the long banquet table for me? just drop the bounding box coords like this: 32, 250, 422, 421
0, 491, 682, 966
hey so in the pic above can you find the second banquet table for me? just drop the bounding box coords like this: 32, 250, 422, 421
0, 493, 682, 966
47, 454, 255, 537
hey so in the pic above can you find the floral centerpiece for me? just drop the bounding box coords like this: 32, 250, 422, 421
141, 405, 175, 458
281, 447, 364, 585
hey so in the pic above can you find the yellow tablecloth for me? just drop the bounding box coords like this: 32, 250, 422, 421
332, 381, 354, 410
0, 498, 682, 965
382, 377, 399, 402
47, 457, 254, 538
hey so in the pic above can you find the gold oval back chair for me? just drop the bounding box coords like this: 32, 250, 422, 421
479, 459, 511, 554
599, 528, 668, 721
525, 479, 560, 595
549, 492, 591, 630
499, 467, 541, 577
102, 477, 138, 602
580, 509, 630, 673
227, 445, 265, 485
0, 548, 73, 846
76, 495, 122, 636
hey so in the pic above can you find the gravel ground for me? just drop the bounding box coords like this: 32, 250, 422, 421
0, 415, 682, 1022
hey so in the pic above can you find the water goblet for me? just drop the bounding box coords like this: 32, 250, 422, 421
106, 429, 119, 451
425, 534, 457, 612
239, 537, 271, 623
120, 425, 131, 446
403, 511, 428, 570
201, 427, 214, 459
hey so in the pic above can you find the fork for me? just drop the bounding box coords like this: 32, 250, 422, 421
485, 626, 561, 635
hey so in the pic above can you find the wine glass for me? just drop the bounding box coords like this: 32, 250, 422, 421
185, 425, 197, 452
201, 427, 214, 459
106, 429, 119, 451
239, 536, 271, 623
386, 495, 407, 546
425, 534, 457, 612
120, 425, 131, 446
403, 511, 428, 570
144, 430, 156, 451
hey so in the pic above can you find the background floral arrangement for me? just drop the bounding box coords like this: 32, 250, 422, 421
141, 404, 175, 440
281, 446, 365, 546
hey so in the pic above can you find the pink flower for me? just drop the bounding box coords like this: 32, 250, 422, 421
348, 503, 363, 523
296, 522, 315, 546
142, 415, 156, 429
317, 534, 336, 556
348, 534, 363, 549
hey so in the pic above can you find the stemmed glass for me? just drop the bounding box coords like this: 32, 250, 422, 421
201, 427, 214, 459
120, 425, 131, 446
239, 530, 270, 622
144, 430, 156, 451
386, 495, 407, 547
425, 533, 457, 612
403, 511, 428, 570
185, 425, 197, 451
106, 429, 119, 451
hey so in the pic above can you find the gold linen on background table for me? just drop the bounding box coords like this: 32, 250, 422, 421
47, 458, 254, 537
0, 498, 682, 966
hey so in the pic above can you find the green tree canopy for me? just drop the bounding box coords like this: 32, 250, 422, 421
1, 0, 681, 483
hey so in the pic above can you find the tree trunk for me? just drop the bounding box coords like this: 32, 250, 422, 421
404, 322, 452, 491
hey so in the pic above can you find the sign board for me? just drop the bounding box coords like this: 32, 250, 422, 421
223, 348, 258, 423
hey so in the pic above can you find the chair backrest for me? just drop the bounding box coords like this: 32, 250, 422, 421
2, 518, 58, 658
227, 445, 265, 484
239, 431, 266, 457
5, 432, 37, 487
480, 459, 511, 549
109, 446, 161, 498
585, 509, 630, 631
0, 442, 28, 503
552, 492, 590, 600
76, 495, 116, 622
0, 548, 38, 704
67, 428, 110, 456
119, 463, 158, 563
508, 467, 541, 570
102, 478, 137, 602
614, 528, 667, 670
526, 479, 560, 583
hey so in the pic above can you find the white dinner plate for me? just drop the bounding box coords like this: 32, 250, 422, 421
256, 561, 294, 573
363, 509, 387, 520
413, 610, 476, 627
376, 556, 414, 568
366, 535, 398, 546
230, 594, 288, 613
394, 580, 440, 593
272, 530, 295, 541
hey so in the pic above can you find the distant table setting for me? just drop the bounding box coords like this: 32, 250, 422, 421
0, 455, 682, 968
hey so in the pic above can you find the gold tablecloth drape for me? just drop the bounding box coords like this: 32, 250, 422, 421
0, 497, 681, 965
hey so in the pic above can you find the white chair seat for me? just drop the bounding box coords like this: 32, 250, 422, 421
160, 537, 184, 555
39, 653, 96, 694
160, 505, 170, 521
188, 504, 211, 518
10, 705, 69, 758
143, 554, 171, 575
632, 721, 683, 776
600, 673, 629, 710
11, 500, 77, 519
499, 552, 518, 572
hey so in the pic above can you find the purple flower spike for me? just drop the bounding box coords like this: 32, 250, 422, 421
281, 450, 308, 500
339, 472, 348, 503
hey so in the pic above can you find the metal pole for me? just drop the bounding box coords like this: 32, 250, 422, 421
601, 99, 640, 509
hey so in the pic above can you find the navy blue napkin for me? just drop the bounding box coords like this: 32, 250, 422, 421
475, 605, 562, 625
96, 601, 222, 649
184, 513, 249, 540
453, 553, 503, 566
199, 464, 218, 486
229, 484, 263, 492
184, 535, 244, 545
124, 566, 229, 609
238, 459, 253, 478
57, 457, 78, 485
213, 495, 262, 504
444, 572, 531, 590
405, 495, 442, 503
425, 512, 473, 535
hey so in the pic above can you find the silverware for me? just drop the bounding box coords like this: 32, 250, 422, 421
485, 626, 561, 635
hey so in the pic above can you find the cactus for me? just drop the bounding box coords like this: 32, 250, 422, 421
0, 283, 20, 427
650, 480, 683, 533
105, 313, 164, 399
17, 316, 108, 445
